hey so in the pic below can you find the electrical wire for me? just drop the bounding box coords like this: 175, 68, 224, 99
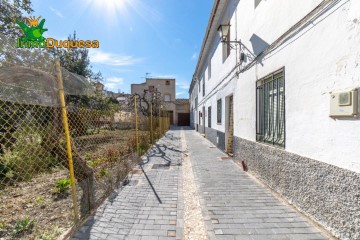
194, 0, 342, 108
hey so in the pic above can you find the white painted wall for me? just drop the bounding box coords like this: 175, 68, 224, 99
191, 0, 360, 173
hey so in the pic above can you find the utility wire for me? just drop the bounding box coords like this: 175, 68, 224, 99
195, 0, 342, 107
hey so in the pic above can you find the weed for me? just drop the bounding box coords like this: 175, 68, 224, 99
107, 148, 119, 162
0, 222, 6, 229
38, 226, 62, 240
13, 216, 34, 236
99, 168, 110, 178
35, 196, 44, 205
54, 179, 70, 194
88, 157, 106, 168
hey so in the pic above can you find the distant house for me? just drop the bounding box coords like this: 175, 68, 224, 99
131, 78, 190, 126
189, 0, 360, 239
95, 82, 104, 92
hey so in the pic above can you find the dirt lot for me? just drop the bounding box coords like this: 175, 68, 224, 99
0, 129, 149, 240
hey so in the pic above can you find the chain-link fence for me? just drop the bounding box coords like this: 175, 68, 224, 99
0, 59, 170, 239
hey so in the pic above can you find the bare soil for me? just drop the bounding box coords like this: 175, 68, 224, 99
0, 168, 73, 240
0, 129, 148, 240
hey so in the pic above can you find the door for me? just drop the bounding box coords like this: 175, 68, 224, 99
168, 111, 174, 125
202, 106, 205, 134
178, 113, 190, 126
226, 96, 234, 154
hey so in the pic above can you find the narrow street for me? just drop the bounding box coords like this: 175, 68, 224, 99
71, 127, 330, 240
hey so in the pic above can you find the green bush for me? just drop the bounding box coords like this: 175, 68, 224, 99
0, 126, 57, 182
54, 178, 71, 194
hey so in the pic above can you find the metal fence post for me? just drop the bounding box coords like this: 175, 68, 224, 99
150, 102, 153, 144
134, 95, 139, 154
55, 61, 79, 223
158, 106, 162, 137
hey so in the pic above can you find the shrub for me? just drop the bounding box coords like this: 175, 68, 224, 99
0, 126, 57, 182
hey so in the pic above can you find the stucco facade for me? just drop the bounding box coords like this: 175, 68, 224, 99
189, 0, 360, 239
132, 78, 190, 125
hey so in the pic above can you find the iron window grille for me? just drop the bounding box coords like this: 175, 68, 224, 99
208, 106, 212, 128
202, 77, 205, 97
256, 68, 285, 147
217, 99, 222, 124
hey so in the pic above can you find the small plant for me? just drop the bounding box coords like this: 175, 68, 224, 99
99, 168, 110, 178
107, 148, 119, 162
0, 222, 7, 229
35, 196, 44, 205
88, 157, 106, 168
13, 216, 34, 236
54, 178, 71, 194
39, 226, 62, 240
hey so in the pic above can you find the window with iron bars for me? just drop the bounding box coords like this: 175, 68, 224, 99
256, 68, 285, 147
202, 76, 205, 97
217, 99, 222, 124
208, 106, 211, 128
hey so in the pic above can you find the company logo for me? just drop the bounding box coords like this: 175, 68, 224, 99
16, 16, 99, 49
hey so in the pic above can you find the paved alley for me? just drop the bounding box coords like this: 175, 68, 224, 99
71, 127, 330, 240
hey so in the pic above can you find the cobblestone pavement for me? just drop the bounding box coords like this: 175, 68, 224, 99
183, 129, 330, 240
71, 127, 331, 240
71, 128, 184, 240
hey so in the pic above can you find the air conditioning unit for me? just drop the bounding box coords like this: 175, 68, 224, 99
330, 89, 359, 117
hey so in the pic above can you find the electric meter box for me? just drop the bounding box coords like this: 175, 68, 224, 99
330, 89, 359, 117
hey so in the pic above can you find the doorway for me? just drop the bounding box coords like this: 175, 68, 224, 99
225, 95, 234, 154
202, 106, 206, 134
168, 111, 174, 125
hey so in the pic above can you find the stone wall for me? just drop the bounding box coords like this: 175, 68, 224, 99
205, 127, 225, 151
233, 136, 360, 240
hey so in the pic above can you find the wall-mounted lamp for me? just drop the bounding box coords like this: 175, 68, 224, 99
217, 24, 241, 45
218, 24, 245, 62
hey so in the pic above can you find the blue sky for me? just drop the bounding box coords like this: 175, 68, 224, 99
30, 0, 213, 98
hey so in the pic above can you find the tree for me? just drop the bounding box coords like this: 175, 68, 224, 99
0, 0, 33, 37
91, 70, 104, 84
51, 31, 93, 78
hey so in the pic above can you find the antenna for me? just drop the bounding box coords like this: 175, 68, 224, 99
140, 72, 152, 79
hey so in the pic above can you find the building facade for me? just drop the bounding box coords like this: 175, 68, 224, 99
189, 0, 360, 239
132, 78, 190, 126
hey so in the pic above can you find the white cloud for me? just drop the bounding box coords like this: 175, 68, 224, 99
89, 49, 142, 66
49, 7, 65, 18
107, 77, 124, 84
176, 81, 189, 90
104, 77, 124, 92
153, 73, 190, 91
176, 91, 186, 96
191, 52, 197, 60
156, 74, 176, 79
